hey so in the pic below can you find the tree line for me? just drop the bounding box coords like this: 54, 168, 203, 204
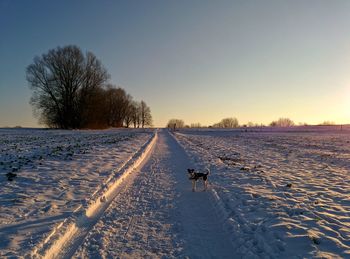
166, 117, 240, 129
166, 117, 300, 128
26, 45, 152, 129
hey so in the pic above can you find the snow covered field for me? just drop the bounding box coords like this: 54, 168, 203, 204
0, 128, 153, 257
1, 127, 349, 258
175, 128, 350, 258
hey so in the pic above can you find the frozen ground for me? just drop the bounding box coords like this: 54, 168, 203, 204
74, 129, 236, 259
175, 128, 350, 258
0, 128, 153, 257
1, 127, 349, 258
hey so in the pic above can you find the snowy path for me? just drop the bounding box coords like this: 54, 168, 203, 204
75, 129, 236, 258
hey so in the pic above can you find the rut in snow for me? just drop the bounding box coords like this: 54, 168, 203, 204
74, 129, 236, 258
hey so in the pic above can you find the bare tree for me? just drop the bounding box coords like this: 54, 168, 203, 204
80, 86, 108, 129
140, 100, 152, 128
167, 119, 185, 129
213, 117, 239, 128
105, 85, 131, 127
27, 45, 152, 129
26, 45, 109, 129
270, 118, 295, 127
124, 97, 134, 128
121, 99, 151, 128
130, 101, 141, 128
78, 52, 110, 128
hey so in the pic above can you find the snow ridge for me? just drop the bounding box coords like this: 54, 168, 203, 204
30, 130, 158, 259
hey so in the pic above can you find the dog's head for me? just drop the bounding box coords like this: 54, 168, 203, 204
187, 168, 195, 179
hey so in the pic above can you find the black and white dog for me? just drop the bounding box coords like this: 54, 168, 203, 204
187, 168, 210, 191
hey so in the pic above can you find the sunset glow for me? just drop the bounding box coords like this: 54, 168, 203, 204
1, 1, 350, 127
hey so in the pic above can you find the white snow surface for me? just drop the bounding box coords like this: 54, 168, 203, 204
0, 128, 153, 258
1, 127, 349, 258
74, 129, 236, 258
175, 128, 350, 258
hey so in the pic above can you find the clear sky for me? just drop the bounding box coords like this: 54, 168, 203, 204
1, 0, 350, 127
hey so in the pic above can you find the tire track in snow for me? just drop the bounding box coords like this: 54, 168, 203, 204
75, 131, 183, 258
31, 131, 158, 259
75, 130, 237, 258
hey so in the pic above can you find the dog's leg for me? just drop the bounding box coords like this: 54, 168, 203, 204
192, 180, 195, 192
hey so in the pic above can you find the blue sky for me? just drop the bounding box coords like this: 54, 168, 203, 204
1, 0, 350, 127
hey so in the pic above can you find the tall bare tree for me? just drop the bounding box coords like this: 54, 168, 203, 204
26, 45, 109, 129
105, 85, 132, 127
130, 101, 141, 128
123, 97, 134, 128
140, 100, 152, 128
78, 52, 110, 128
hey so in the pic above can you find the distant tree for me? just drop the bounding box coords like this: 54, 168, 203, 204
26, 45, 109, 129
213, 117, 239, 128
140, 100, 152, 128
270, 118, 295, 127
167, 119, 185, 129
270, 121, 278, 127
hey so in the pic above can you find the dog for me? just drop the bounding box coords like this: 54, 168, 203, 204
187, 168, 210, 191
